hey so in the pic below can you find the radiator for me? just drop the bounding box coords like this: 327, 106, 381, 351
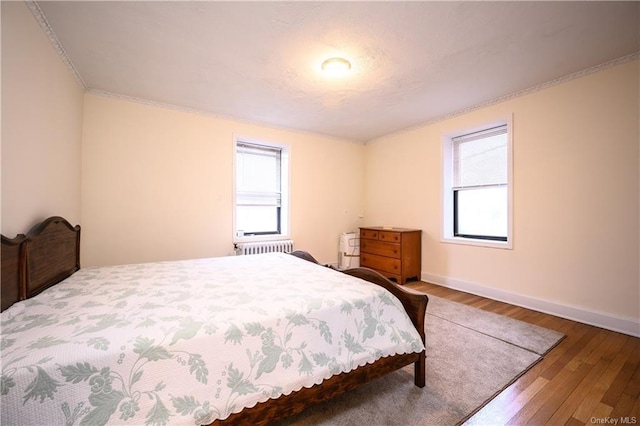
236, 240, 295, 255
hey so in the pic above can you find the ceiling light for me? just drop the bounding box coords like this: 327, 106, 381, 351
321, 57, 351, 76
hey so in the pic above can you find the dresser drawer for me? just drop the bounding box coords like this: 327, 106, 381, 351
360, 229, 379, 240
361, 253, 402, 275
378, 231, 401, 243
360, 239, 401, 258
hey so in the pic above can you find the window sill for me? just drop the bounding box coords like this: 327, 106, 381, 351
441, 236, 512, 250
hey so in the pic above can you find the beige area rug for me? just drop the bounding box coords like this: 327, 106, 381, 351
279, 295, 565, 426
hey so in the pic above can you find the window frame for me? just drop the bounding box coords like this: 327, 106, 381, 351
233, 135, 290, 243
441, 116, 513, 249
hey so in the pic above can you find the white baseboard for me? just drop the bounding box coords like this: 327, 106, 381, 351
421, 272, 640, 338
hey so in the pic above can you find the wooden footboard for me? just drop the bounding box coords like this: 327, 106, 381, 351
341, 267, 427, 387
210, 250, 428, 425
289, 250, 427, 387
216, 352, 422, 425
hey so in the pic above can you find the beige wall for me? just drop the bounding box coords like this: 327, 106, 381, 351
81, 94, 364, 266
364, 60, 640, 327
1, 1, 83, 237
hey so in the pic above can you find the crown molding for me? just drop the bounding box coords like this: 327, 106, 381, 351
26, 1, 87, 90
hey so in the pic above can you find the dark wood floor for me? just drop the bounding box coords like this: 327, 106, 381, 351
405, 281, 640, 426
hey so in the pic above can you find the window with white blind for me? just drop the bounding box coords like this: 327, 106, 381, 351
234, 139, 289, 240
442, 120, 512, 248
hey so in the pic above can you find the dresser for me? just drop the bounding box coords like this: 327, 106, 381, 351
359, 227, 422, 284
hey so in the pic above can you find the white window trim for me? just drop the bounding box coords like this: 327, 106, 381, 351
233, 135, 291, 244
441, 115, 513, 249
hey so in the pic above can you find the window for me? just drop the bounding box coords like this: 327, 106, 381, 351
234, 138, 289, 240
442, 120, 512, 248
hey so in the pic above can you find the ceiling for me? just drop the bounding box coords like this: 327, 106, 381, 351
33, 1, 639, 142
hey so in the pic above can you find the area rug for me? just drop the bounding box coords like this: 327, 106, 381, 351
278, 295, 565, 426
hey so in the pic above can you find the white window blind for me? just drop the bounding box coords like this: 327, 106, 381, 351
236, 143, 282, 209
453, 125, 508, 190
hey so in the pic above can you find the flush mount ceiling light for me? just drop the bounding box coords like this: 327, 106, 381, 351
321, 57, 351, 76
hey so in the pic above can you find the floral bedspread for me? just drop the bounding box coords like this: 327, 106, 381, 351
1, 253, 424, 425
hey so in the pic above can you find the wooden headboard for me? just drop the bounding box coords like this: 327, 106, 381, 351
1, 216, 80, 311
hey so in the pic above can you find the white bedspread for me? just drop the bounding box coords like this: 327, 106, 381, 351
1, 253, 424, 425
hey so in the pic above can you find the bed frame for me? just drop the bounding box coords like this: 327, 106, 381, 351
1, 216, 428, 425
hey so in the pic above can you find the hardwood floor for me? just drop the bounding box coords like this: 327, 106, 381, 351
405, 281, 640, 426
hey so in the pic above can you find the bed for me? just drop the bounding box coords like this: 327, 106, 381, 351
1, 216, 428, 425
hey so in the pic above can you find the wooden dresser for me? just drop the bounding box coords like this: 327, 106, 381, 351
359, 227, 422, 284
